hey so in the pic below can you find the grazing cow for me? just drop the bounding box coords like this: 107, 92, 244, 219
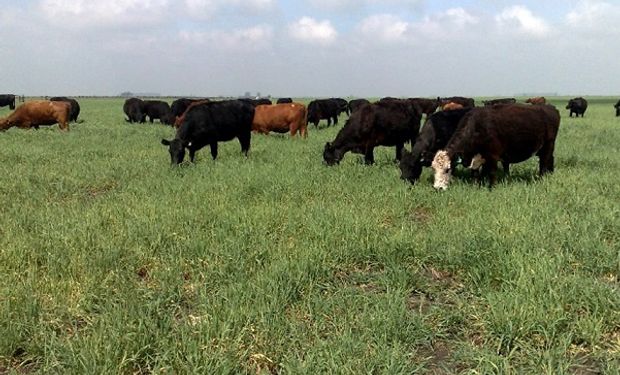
173, 100, 212, 128
409, 98, 440, 116
323, 100, 422, 165
330, 98, 350, 116
0, 94, 16, 110
161, 100, 254, 164
442, 102, 464, 111
50, 97, 80, 122
615, 100, 620, 117
143, 100, 174, 125
307, 99, 340, 127
171, 98, 208, 118
0, 100, 71, 131
399, 107, 473, 184
566, 97, 588, 117
439, 96, 475, 108
276, 97, 293, 104
482, 98, 516, 106
526, 97, 547, 105
348, 99, 370, 113
123, 98, 146, 123
431, 104, 560, 190
252, 103, 307, 137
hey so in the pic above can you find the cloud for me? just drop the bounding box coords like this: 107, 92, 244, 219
566, 0, 620, 34
495, 5, 551, 37
178, 25, 273, 51
357, 14, 409, 42
184, 0, 275, 19
288, 17, 337, 45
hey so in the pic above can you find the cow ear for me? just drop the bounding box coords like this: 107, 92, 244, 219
161, 139, 171, 146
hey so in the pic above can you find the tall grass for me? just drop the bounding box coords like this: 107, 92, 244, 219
0, 97, 618, 373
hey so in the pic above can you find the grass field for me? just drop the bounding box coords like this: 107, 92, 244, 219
0, 97, 618, 374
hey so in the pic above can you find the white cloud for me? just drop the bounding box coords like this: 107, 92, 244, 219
566, 0, 620, 34
495, 5, 551, 37
184, 0, 275, 19
358, 14, 409, 43
288, 17, 337, 45
179, 25, 273, 51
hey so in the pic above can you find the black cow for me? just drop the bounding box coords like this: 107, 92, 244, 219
239, 98, 272, 107
161, 100, 254, 164
566, 97, 588, 117
439, 96, 475, 108
482, 98, 516, 106
330, 98, 349, 116
399, 107, 473, 184
171, 98, 207, 118
323, 100, 422, 165
123, 98, 146, 123
0, 94, 16, 110
276, 97, 293, 104
348, 99, 370, 114
50, 97, 80, 122
143, 100, 174, 125
431, 104, 560, 190
307, 99, 340, 127
409, 98, 440, 116
615, 100, 620, 117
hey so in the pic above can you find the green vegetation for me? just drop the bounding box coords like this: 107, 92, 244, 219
0, 97, 618, 374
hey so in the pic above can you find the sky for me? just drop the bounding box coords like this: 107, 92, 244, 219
1, 0, 619, 97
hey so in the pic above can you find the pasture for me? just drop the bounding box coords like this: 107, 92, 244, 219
0, 97, 618, 374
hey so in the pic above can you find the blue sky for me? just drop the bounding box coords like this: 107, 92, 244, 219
1, 0, 619, 97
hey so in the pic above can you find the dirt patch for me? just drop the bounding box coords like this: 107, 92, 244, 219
415, 341, 454, 375
409, 206, 433, 225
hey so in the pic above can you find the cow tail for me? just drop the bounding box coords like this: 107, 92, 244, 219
301, 104, 308, 138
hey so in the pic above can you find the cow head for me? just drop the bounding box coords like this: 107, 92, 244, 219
323, 142, 343, 166
566, 100, 574, 109
0, 118, 11, 130
399, 150, 423, 184
431, 150, 452, 190
161, 138, 188, 164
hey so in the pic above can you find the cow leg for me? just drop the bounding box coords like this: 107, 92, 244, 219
189, 148, 196, 163
327, 118, 331, 127
300, 123, 308, 138
538, 142, 555, 175
210, 142, 218, 160
238, 133, 251, 157
364, 147, 375, 165
333, 116, 338, 125
395, 143, 404, 161
487, 160, 498, 188
502, 161, 510, 175
290, 123, 297, 137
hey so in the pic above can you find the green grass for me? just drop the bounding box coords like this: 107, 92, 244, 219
0, 97, 619, 374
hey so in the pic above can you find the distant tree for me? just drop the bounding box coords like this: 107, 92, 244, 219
120, 91, 134, 97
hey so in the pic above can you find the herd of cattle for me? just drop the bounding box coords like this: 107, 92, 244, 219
0, 93, 617, 189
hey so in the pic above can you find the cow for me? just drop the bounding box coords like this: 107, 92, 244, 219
0, 100, 71, 131
323, 100, 422, 165
50, 97, 80, 122
276, 97, 293, 104
330, 98, 350, 116
240, 98, 272, 107
348, 99, 370, 114
566, 97, 588, 117
252, 103, 307, 137
442, 102, 464, 111
171, 98, 208, 118
525, 97, 546, 105
123, 98, 146, 123
0, 94, 16, 110
307, 99, 340, 127
615, 100, 620, 117
482, 98, 516, 106
143, 100, 174, 125
409, 98, 440, 116
173, 100, 212, 128
439, 96, 475, 108
161, 100, 254, 164
431, 104, 560, 190
399, 107, 473, 184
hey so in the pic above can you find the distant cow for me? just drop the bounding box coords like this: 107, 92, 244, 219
348, 99, 370, 114
161, 100, 254, 164
307, 99, 340, 127
173, 100, 212, 128
409, 98, 440, 116
482, 98, 516, 106
615, 100, 620, 117
323, 100, 422, 165
439, 96, 475, 108
0, 94, 16, 110
276, 97, 293, 104
0, 100, 71, 131
399, 107, 473, 184
330, 98, 349, 116
50, 97, 80, 122
442, 102, 464, 111
123, 98, 146, 123
252, 103, 307, 137
431, 104, 560, 190
143, 100, 174, 125
566, 97, 588, 117
526, 97, 546, 105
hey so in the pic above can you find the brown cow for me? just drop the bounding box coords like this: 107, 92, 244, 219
173, 100, 211, 128
252, 103, 308, 137
526, 96, 546, 105
442, 102, 464, 111
0, 100, 71, 131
